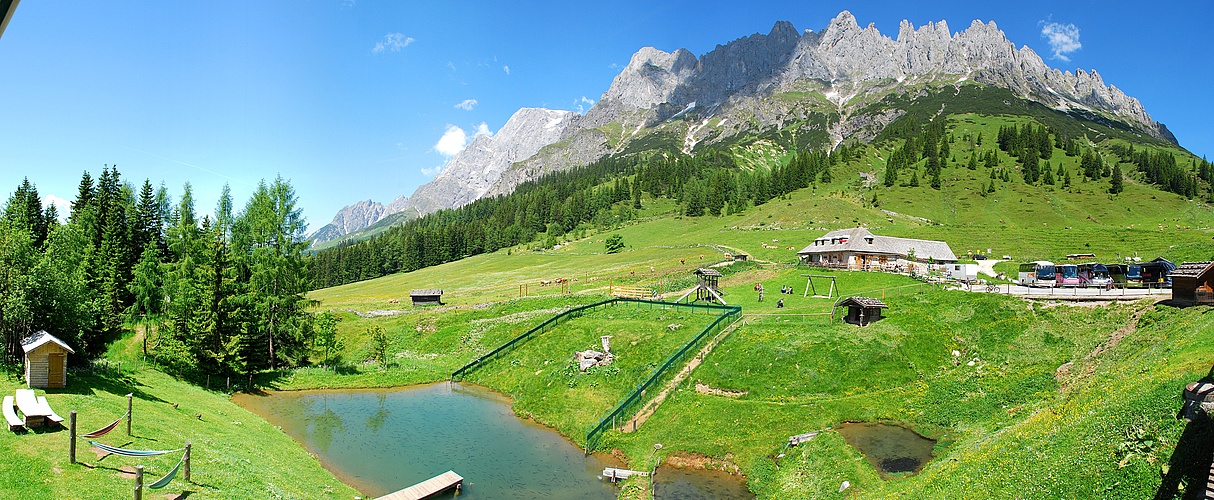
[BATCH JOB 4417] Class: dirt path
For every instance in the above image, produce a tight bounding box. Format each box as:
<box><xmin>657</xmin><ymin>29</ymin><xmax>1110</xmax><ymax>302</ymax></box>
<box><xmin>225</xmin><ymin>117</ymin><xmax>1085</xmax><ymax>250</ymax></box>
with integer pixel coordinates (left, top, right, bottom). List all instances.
<box><xmin>620</xmin><ymin>316</ymin><xmax>744</xmax><ymax>433</ymax></box>
<box><xmin>1055</xmin><ymin>301</ymin><xmax>1158</xmax><ymax>387</ymax></box>
<box><xmin>976</xmin><ymin>259</ymin><xmax>1005</xmax><ymax>278</ymax></box>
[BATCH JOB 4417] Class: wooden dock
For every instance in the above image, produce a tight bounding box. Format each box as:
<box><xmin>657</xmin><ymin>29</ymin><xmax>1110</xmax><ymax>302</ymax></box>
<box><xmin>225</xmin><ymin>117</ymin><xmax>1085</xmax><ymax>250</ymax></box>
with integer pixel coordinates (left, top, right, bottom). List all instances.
<box><xmin>603</xmin><ymin>467</ymin><xmax>649</xmax><ymax>482</ymax></box>
<box><xmin>376</xmin><ymin>471</ymin><xmax>463</xmax><ymax>500</ymax></box>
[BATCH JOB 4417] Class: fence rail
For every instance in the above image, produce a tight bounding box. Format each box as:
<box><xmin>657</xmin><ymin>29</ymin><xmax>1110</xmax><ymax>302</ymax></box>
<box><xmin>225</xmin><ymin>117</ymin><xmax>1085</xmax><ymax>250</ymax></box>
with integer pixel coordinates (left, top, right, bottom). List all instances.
<box><xmin>584</xmin><ymin>300</ymin><xmax>741</xmax><ymax>453</ymax></box>
<box><xmin>450</xmin><ymin>298</ymin><xmax>617</xmax><ymax>381</ymax></box>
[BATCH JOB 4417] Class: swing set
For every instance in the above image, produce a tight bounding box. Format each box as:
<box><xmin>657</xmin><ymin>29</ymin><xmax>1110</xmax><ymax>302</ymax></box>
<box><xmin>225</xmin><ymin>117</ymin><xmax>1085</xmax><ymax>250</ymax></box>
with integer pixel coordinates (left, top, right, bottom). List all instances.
<box><xmin>802</xmin><ymin>274</ymin><xmax>839</xmax><ymax>298</ymax></box>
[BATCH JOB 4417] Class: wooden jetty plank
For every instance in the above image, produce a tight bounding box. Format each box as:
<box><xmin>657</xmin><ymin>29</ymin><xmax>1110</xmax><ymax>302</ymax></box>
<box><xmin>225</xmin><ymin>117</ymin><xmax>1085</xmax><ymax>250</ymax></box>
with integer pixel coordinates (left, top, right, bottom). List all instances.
<box><xmin>603</xmin><ymin>467</ymin><xmax>649</xmax><ymax>482</ymax></box>
<box><xmin>376</xmin><ymin>471</ymin><xmax>463</xmax><ymax>500</ymax></box>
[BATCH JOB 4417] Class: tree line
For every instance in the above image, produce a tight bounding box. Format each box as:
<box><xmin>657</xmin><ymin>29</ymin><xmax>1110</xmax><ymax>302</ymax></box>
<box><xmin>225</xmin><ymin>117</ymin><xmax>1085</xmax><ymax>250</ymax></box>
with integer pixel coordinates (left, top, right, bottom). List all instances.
<box><xmin>310</xmin><ymin>145</ymin><xmax>856</xmax><ymax>290</ymax></box>
<box><xmin>0</xmin><ymin>167</ymin><xmax>312</xmax><ymax>379</ymax></box>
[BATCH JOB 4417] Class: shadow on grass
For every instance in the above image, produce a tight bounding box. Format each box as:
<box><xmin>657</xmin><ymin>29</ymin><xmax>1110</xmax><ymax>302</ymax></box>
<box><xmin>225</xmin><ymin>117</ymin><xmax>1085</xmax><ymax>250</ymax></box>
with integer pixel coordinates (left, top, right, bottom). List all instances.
<box><xmin>1155</xmin><ymin>366</ymin><xmax>1214</xmax><ymax>500</ymax></box>
<box><xmin>45</xmin><ymin>372</ymin><xmax>166</xmax><ymax>403</ymax></box>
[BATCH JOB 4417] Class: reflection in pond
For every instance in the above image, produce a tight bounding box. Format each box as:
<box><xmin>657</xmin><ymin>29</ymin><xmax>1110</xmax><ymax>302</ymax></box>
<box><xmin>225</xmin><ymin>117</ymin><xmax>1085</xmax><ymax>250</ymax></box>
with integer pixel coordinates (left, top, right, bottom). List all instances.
<box><xmin>653</xmin><ymin>466</ymin><xmax>753</xmax><ymax>500</ymax></box>
<box><xmin>233</xmin><ymin>382</ymin><xmax>619</xmax><ymax>499</ymax></box>
<box><xmin>836</xmin><ymin>422</ymin><xmax>936</xmax><ymax>476</ymax></box>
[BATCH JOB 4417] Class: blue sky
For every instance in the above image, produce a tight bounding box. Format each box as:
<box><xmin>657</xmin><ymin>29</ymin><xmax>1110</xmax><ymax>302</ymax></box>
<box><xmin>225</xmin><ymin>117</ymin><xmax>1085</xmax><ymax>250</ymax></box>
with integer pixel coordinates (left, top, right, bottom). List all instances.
<box><xmin>1</xmin><ymin>1</ymin><xmax>1211</xmax><ymax>229</ymax></box>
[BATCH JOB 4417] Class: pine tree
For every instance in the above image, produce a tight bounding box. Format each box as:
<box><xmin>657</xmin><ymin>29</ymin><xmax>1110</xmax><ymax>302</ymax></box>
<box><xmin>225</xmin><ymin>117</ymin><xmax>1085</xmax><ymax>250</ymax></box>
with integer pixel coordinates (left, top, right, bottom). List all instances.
<box><xmin>1109</xmin><ymin>163</ymin><xmax>1124</xmax><ymax>194</ymax></box>
<box><xmin>1042</xmin><ymin>162</ymin><xmax>1055</xmax><ymax>185</ymax></box>
<box><xmin>909</xmin><ymin>171</ymin><xmax>920</xmax><ymax>187</ymax></box>
<box><xmin>930</xmin><ymin>169</ymin><xmax>941</xmax><ymax>190</ymax></box>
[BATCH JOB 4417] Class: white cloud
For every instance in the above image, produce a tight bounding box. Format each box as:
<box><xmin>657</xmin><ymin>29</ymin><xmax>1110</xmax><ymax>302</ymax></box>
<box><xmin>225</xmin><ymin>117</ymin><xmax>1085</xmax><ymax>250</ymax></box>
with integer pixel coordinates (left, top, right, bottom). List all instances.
<box><xmin>474</xmin><ymin>122</ymin><xmax>492</xmax><ymax>137</ymax></box>
<box><xmin>41</xmin><ymin>194</ymin><xmax>71</xmax><ymax>222</ymax></box>
<box><xmin>434</xmin><ymin>125</ymin><xmax>469</xmax><ymax>157</ymax></box>
<box><xmin>503</xmin><ymin>65</ymin><xmax>510</xmax><ymax>75</ymax></box>
<box><xmin>421</xmin><ymin>165</ymin><xmax>444</xmax><ymax>177</ymax></box>
<box><xmin>447</xmin><ymin>61</ymin><xmax>457</xmax><ymax>72</ymax></box>
<box><xmin>1040</xmin><ymin>21</ymin><xmax>1081</xmax><ymax>61</ymax></box>
<box><xmin>575</xmin><ymin>96</ymin><xmax>596</xmax><ymax>114</ymax></box>
<box><xmin>454</xmin><ymin>99</ymin><xmax>478</xmax><ymax>111</ymax></box>
<box><xmin>372</xmin><ymin>33</ymin><xmax>414</xmax><ymax>54</ymax></box>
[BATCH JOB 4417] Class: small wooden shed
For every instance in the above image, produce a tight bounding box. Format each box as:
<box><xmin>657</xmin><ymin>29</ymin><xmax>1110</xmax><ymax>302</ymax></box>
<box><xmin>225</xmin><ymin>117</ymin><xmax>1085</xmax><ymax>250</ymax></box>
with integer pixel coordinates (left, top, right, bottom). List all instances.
<box><xmin>21</xmin><ymin>331</ymin><xmax>75</xmax><ymax>389</ymax></box>
<box><xmin>410</xmin><ymin>289</ymin><xmax>444</xmax><ymax>306</ymax></box>
<box><xmin>834</xmin><ymin>297</ymin><xmax>888</xmax><ymax>326</ymax></box>
<box><xmin>1171</xmin><ymin>261</ymin><xmax>1214</xmax><ymax>306</ymax></box>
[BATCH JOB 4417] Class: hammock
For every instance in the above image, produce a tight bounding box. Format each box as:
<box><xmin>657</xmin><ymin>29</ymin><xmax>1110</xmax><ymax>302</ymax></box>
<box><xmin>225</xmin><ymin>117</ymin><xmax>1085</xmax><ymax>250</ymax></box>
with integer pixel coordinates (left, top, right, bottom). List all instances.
<box><xmin>148</xmin><ymin>453</ymin><xmax>186</xmax><ymax>489</ymax></box>
<box><xmin>82</xmin><ymin>412</ymin><xmax>127</xmax><ymax>439</ymax></box>
<box><xmin>89</xmin><ymin>440</ymin><xmax>181</xmax><ymax>457</ymax></box>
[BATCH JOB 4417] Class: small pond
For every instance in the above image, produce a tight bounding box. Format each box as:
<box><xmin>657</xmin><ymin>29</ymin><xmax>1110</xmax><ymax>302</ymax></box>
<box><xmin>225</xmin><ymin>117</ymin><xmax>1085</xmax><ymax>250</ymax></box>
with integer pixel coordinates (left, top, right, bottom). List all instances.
<box><xmin>835</xmin><ymin>422</ymin><xmax>936</xmax><ymax>476</ymax></box>
<box><xmin>233</xmin><ymin>382</ymin><xmax>619</xmax><ymax>499</ymax></box>
<box><xmin>653</xmin><ymin>465</ymin><xmax>754</xmax><ymax>500</ymax></box>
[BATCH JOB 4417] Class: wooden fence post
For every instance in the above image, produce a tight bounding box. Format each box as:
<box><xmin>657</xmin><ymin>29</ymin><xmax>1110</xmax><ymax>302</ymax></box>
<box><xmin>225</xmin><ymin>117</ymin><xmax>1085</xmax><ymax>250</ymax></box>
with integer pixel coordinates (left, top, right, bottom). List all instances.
<box><xmin>134</xmin><ymin>465</ymin><xmax>143</xmax><ymax>500</ymax></box>
<box><xmin>69</xmin><ymin>411</ymin><xmax>76</xmax><ymax>464</ymax></box>
<box><xmin>127</xmin><ymin>393</ymin><xmax>133</xmax><ymax>436</ymax></box>
<box><xmin>185</xmin><ymin>442</ymin><xmax>192</xmax><ymax>482</ymax></box>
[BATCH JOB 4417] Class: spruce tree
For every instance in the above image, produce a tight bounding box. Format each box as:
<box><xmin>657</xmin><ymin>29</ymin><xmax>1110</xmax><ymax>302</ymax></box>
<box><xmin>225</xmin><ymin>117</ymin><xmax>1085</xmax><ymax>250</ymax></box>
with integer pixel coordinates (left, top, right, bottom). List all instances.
<box><xmin>1109</xmin><ymin>163</ymin><xmax>1124</xmax><ymax>194</ymax></box>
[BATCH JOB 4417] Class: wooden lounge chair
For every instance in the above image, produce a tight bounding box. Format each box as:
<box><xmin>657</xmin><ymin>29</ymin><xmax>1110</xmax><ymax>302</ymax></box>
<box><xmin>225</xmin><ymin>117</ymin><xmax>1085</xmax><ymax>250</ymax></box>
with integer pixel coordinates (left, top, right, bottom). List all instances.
<box><xmin>36</xmin><ymin>396</ymin><xmax>63</xmax><ymax>426</ymax></box>
<box><xmin>14</xmin><ymin>389</ymin><xmax>48</xmax><ymax>427</ymax></box>
<box><xmin>3</xmin><ymin>396</ymin><xmax>24</xmax><ymax>432</ymax></box>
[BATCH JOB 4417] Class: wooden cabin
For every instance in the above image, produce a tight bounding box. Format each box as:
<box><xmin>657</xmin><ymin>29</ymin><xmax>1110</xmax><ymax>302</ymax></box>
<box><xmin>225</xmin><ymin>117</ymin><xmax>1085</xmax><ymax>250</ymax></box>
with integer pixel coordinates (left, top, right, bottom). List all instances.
<box><xmin>834</xmin><ymin>297</ymin><xmax>888</xmax><ymax>326</ymax></box>
<box><xmin>21</xmin><ymin>331</ymin><xmax>75</xmax><ymax>389</ymax></box>
<box><xmin>410</xmin><ymin>289</ymin><xmax>444</xmax><ymax>306</ymax></box>
<box><xmin>1171</xmin><ymin>261</ymin><xmax>1214</xmax><ymax>306</ymax></box>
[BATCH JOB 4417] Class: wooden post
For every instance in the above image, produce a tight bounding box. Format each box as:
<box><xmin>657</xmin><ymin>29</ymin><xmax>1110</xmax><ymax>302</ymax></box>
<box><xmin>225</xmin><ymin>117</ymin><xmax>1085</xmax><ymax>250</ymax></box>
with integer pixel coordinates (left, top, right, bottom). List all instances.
<box><xmin>69</xmin><ymin>411</ymin><xmax>77</xmax><ymax>464</ymax></box>
<box><xmin>117</xmin><ymin>361</ymin><xmax>121</xmax><ymax>375</ymax></box>
<box><xmin>127</xmin><ymin>393</ymin><xmax>133</xmax><ymax>436</ymax></box>
<box><xmin>185</xmin><ymin>442</ymin><xmax>191</xmax><ymax>482</ymax></box>
<box><xmin>134</xmin><ymin>465</ymin><xmax>144</xmax><ymax>500</ymax></box>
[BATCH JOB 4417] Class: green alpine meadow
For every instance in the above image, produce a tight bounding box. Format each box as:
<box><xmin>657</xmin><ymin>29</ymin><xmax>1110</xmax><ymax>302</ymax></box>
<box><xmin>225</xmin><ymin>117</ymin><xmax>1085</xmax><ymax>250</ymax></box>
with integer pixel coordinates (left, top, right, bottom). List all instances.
<box><xmin>3</xmin><ymin>6</ymin><xmax>1214</xmax><ymax>500</ymax></box>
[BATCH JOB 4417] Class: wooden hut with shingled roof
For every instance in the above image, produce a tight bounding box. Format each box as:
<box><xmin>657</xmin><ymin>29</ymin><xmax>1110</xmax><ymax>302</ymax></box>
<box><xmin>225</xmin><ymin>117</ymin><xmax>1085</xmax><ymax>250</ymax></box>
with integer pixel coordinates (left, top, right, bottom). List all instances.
<box><xmin>21</xmin><ymin>331</ymin><xmax>75</xmax><ymax>389</ymax></box>
<box><xmin>410</xmin><ymin>289</ymin><xmax>444</xmax><ymax>306</ymax></box>
<box><xmin>1171</xmin><ymin>261</ymin><xmax>1214</xmax><ymax>306</ymax></box>
<box><xmin>834</xmin><ymin>297</ymin><xmax>888</xmax><ymax>326</ymax></box>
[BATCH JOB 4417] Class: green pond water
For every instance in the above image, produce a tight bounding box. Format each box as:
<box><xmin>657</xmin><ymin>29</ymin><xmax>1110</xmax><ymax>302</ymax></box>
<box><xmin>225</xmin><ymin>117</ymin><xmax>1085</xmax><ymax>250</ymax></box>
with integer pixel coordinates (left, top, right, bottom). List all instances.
<box><xmin>835</xmin><ymin>422</ymin><xmax>937</xmax><ymax>476</ymax></box>
<box><xmin>653</xmin><ymin>466</ymin><xmax>754</xmax><ymax>499</ymax></box>
<box><xmin>233</xmin><ymin>382</ymin><xmax>619</xmax><ymax>499</ymax></box>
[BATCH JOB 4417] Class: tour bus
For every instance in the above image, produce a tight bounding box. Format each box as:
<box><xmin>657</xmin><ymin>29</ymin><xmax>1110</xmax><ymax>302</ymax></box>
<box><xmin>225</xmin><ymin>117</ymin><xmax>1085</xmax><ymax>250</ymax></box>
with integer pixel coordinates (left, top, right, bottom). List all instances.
<box><xmin>1018</xmin><ymin>261</ymin><xmax>1056</xmax><ymax>287</ymax></box>
<box><xmin>1139</xmin><ymin>259</ymin><xmax>1176</xmax><ymax>288</ymax></box>
<box><xmin>1055</xmin><ymin>264</ymin><xmax>1081</xmax><ymax>287</ymax></box>
<box><xmin>1077</xmin><ymin>263</ymin><xmax>1113</xmax><ymax>288</ymax></box>
<box><xmin>1108</xmin><ymin>264</ymin><xmax>1143</xmax><ymax>286</ymax></box>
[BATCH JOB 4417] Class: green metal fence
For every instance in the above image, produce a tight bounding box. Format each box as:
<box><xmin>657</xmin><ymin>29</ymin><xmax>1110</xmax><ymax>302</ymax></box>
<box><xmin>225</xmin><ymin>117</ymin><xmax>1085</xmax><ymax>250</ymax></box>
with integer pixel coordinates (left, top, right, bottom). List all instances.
<box><xmin>450</xmin><ymin>298</ymin><xmax>616</xmax><ymax>381</ymax></box>
<box><xmin>583</xmin><ymin>299</ymin><xmax>741</xmax><ymax>453</ymax></box>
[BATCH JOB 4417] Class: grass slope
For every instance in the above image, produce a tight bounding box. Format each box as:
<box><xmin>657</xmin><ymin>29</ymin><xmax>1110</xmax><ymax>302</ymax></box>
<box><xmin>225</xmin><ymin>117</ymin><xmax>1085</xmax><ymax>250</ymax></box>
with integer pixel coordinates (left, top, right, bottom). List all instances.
<box><xmin>0</xmin><ymin>369</ymin><xmax>358</xmax><ymax>499</ymax></box>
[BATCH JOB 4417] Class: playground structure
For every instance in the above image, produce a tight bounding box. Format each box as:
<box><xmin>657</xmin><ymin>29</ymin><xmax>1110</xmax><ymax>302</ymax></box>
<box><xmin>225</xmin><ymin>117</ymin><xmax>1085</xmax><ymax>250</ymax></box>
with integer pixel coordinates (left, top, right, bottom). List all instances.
<box><xmin>674</xmin><ymin>268</ymin><xmax>726</xmax><ymax>305</ymax></box>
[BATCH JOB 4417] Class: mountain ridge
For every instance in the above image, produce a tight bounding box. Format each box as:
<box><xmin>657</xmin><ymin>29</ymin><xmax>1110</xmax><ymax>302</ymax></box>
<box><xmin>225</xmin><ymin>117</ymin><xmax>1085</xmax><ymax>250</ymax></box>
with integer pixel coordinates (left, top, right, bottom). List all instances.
<box><xmin>313</xmin><ymin>10</ymin><xmax>1178</xmax><ymax>245</ymax></box>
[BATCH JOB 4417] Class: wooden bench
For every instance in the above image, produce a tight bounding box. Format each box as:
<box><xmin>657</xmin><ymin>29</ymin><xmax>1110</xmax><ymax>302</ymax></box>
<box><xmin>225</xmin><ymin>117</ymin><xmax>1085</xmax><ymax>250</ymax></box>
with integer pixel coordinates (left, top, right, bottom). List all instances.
<box><xmin>37</xmin><ymin>396</ymin><xmax>64</xmax><ymax>426</ymax></box>
<box><xmin>3</xmin><ymin>396</ymin><xmax>24</xmax><ymax>432</ymax></box>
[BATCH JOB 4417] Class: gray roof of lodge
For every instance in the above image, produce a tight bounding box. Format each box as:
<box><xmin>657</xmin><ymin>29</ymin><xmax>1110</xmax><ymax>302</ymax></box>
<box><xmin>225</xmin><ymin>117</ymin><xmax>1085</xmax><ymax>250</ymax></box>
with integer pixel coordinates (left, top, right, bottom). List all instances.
<box><xmin>410</xmin><ymin>289</ymin><xmax>444</xmax><ymax>296</ymax></box>
<box><xmin>796</xmin><ymin>227</ymin><xmax>957</xmax><ymax>262</ymax></box>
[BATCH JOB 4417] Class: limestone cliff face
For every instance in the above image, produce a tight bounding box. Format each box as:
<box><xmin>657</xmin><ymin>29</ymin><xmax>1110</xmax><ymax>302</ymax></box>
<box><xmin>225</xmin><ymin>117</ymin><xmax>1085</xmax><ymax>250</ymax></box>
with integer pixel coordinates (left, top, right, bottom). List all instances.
<box><xmin>402</xmin><ymin>107</ymin><xmax>577</xmax><ymax>215</ymax></box>
<box><xmin>584</xmin><ymin>11</ymin><xmax>1170</xmax><ymax>142</ymax></box>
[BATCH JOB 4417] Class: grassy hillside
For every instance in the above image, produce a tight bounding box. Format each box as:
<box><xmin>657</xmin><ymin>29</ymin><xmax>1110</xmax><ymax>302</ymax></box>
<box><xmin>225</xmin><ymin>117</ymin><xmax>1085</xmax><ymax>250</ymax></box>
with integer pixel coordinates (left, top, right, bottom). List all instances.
<box><xmin>0</xmin><ymin>369</ymin><xmax>358</xmax><ymax>499</ymax></box>
<box><xmin>292</xmin><ymin>147</ymin><xmax>1214</xmax><ymax>499</ymax></box>
<box><xmin>17</xmin><ymin>97</ymin><xmax>1212</xmax><ymax>499</ymax></box>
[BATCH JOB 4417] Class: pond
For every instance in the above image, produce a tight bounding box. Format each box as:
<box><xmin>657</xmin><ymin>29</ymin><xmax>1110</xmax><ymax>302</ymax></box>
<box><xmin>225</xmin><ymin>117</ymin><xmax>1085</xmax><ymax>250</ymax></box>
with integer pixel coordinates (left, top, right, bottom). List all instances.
<box><xmin>653</xmin><ymin>465</ymin><xmax>754</xmax><ymax>500</ymax></box>
<box><xmin>232</xmin><ymin>382</ymin><xmax>620</xmax><ymax>499</ymax></box>
<box><xmin>835</xmin><ymin>422</ymin><xmax>936</xmax><ymax>476</ymax></box>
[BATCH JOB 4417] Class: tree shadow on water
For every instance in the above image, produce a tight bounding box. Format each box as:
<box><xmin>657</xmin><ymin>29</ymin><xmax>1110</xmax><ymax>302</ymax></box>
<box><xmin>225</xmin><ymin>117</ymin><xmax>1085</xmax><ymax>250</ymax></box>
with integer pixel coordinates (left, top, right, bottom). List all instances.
<box><xmin>1155</xmin><ymin>367</ymin><xmax>1214</xmax><ymax>500</ymax></box>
